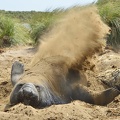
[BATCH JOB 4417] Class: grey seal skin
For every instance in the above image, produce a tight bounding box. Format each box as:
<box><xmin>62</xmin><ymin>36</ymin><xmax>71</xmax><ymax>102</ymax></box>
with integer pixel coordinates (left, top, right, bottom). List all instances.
<box><xmin>11</xmin><ymin>61</ymin><xmax>24</xmax><ymax>86</ymax></box>
<box><xmin>4</xmin><ymin>60</ymin><xmax>120</xmax><ymax>111</ymax></box>
<box><xmin>102</xmin><ymin>70</ymin><xmax>120</xmax><ymax>91</ymax></box>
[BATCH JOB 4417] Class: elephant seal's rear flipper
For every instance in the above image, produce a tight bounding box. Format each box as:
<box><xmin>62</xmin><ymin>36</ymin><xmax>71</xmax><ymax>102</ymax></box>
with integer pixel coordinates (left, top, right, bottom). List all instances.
<box><xmin>93</xmin><ymin>88</ymin><xmax>120</xmax><ymax>105</ymax></box>
<box><xmin>73</xmin><ymin>84</ymin><xmax>120</xmax><ymax>106</ymax></box>
<box><xmin>11</xmin><ymin>61</ymin><xmax>24</xmax><ymax>86</ymax></box>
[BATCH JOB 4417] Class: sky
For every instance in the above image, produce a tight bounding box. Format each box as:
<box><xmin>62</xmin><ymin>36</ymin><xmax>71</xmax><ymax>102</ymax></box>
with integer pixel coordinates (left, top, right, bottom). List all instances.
<box><xmin>0</xmin><ymin>0</ymin><xmax>97</xmax><ymax>12</ymax></box>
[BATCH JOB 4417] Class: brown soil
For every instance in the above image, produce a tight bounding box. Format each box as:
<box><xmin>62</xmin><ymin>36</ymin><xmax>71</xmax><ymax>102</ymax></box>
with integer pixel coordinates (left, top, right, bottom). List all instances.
<box><xmin>0</xmin><ymin>46</ymin><xmax>120</xmax><ymax>120</ymax></box>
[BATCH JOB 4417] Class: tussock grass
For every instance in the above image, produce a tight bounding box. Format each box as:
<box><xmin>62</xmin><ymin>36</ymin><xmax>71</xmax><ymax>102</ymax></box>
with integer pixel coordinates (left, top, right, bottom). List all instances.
<box><xmin>12</xmin><ymin>23</ymin><xmax>33</xmax><ymax>45</ymax></box>
<box><xmin>0</xmin><ymin>15</ymin><xmax>33</xmax><ymax>47</ymax></box>
<box><xmin>97</xmin><ymin>0</ymin><xmax>120</xmax><ymax>50</ymax></box>
<box><xmin>30</xmin><ymin>12</ymin><xmax>56</xmax><ymax>44</ymax></box>
<box><xmin>0</xmin><ymin>11</ymin><xmax>59</xmax><ymax>46</ymax></box>
<box><xmin>0</xmin><ymin>16</ymin><xmax>14</xmax><ymax>46</ymax></box>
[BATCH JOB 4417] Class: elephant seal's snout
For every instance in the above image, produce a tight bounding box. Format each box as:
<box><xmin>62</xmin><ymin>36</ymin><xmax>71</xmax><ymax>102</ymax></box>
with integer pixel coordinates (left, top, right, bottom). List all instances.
<box><xmin>22</xmin><ymin>86</ymin><xmax>34</xmax><ymax>99</ymax></box>
<box><xmin>18</xmin><ymin>83</ymin><xmax>40</xmax><ymax>106</ymax></box>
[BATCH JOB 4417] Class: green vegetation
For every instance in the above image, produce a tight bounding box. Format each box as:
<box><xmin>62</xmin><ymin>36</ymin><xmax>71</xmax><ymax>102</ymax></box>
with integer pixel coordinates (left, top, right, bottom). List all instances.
<box><xmin>0</xmin><ymin>16</ymin><xmax>14</xmax><ymax>46</ymax></box>
<box><xmin>30</xmin><ymin>12</ymin><xmax>58</xmax><ymax>44</ymax></box>
<box><xmin>0</xmin><ymin>10</ymin><xmax>59</xmax><ymax>47</ymax></box>
<box><xmin>97</xmin><ymin>0</ymin><xmax>120</xmax><ymax>49</ymax></box>
<box><xmin>31</xmin><ymin>22</ymin><xmax>50</xmax><ymax>44</ymax></box>
<box><xmin>0</xmin><ymin>16</ymin><xmax>33</xmax><ymax>47</ymax></box>
<box><xmin>0</xmin><ymin>1</ymin><xmax>120</xmax><ymax>49</ymax></box>
<box><xmin>12</xmin><ymin>23</ymin><xmax>32</xmax><ymax>45</ymax></box>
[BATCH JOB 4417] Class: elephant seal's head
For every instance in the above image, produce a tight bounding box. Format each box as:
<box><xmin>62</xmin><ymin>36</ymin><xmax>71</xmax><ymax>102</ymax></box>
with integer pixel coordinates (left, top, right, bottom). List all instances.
<box><xmin>16</xmin><ymin>83</ymin><xmax>40</xmax><ymax>106</ymax></box>
<box><xmin>4</xmin><ymin>61</ymin><xmax>65</xmax><ymax>111</ymax></box>
<box><xmin>9</xmin><ymin>81</ymin><xmax>59</xmax><ymax>110</ymax></box>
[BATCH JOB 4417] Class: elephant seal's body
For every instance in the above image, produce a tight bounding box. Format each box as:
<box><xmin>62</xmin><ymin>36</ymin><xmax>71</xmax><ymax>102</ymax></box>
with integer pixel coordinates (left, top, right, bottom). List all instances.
<box><xmin>5</xmin><ymin>57</ymin><xmax>120</xmax><ymax>111</ymax></box>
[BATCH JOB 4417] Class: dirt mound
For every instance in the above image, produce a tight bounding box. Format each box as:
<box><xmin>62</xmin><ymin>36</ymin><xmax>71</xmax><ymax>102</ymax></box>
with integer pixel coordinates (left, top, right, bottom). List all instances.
<box><xmin>2</xmin><ymin>100</ymin><xmax>120</xmax><ymax>120</ymax></box>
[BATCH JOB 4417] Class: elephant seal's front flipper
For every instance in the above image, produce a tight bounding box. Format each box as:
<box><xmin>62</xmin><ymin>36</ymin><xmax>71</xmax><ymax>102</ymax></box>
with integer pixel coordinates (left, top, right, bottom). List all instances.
<box><xmin>73</xmin><ymin>84</ymin><xmax>120</xmax><ymax>106</ymax></box>
<box><xmin>4</xmin><ymin>83</ymin><xmax>22</xmax><ymax>112</ymax></box>
<box><xmin>11</xmin><ymin>61</ymin><xmax>24</xmax><ymax>86</ymax></box>
<box><xmin>4</xmin><ymin>103</ymin><xmax>14</xmax><ymax>112</ymax></box>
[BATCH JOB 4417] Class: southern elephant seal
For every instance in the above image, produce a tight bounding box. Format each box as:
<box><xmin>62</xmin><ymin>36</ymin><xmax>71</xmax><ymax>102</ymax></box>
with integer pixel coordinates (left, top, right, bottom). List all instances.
<box><xmin>4</xmin><ymin>59</ymin><xmax>120</xmax><ymax>111</ymax></box>
<box><xmin>4</xmin><ymin>6</ymin><xmax>120</xmax><ymax>111</ymax></box>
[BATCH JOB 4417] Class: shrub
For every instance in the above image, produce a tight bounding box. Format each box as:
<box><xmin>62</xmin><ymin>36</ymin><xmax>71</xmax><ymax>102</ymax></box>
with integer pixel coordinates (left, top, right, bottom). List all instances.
<box><xmin>12</xmin><ymin>23</ymin><xmax>33</xmax><ymax>45</ymax></box>
<box><xmin>0</xmin><ymin>16</ymin><xmax>14</xmax><ymax>46</ymax></box>
<box><xmin>30</xmin><ymin>12</ymin><xmax>57</xmax><ymax>44</ymax></box>
<box><xmin>97</xmin><ymin>0</ymin><xmax>120</xmax><ymax>50</ymax></box>
<box><xmin>107</xmin><ymin>19</ymin><xmax>120</xmax><ymax>49</ymax></box>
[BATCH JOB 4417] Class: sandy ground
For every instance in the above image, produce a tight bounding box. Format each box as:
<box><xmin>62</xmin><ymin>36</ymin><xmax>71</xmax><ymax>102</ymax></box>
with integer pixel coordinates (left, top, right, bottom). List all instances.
<box><xmin>0</xmin><ymin>46</ymin><xmax>120</xmax><ymax>120</ymax></box>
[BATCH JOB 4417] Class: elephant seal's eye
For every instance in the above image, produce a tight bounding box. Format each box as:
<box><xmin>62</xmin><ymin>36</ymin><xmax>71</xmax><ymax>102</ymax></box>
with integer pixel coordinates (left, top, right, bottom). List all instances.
<box><xmin>35</xmin><ymin>85</ymin><xmax>40</xmax><ymax>92</ymax></box>
<box><xmin>18</xmin><ymin>83</ymin><xmax>24</xmax><ymax>87</ymax></box>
